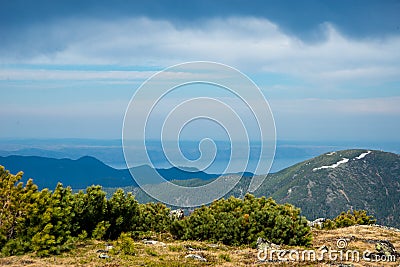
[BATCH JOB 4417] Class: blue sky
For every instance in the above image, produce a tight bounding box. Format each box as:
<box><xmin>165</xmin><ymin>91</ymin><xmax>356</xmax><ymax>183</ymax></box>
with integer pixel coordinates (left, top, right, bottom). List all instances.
<box><xmin>1</xmin><ymin>0</ymin><xmax>399</xmax><ymax>142</ymax></box>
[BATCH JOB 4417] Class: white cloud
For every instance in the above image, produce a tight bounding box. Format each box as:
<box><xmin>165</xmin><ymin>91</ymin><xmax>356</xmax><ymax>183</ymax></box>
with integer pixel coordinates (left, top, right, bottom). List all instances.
<box><xmin>0</xmin><ymin>64</ymin><xmax>237</xmax><ymax>83</ymax></box>
<box><xmin>2</xmin><ymin>17</ymin><xmax>399</xmax><ymax>85</ymax></box>
<box><xmin>0</xmin><ymin>69</ymin><xmax>155</xmax><ymax>81</ymax></box>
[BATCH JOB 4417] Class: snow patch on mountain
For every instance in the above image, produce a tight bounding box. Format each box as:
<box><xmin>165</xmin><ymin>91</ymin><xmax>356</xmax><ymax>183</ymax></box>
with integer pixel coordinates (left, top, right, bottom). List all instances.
<box><xmin>313</xmin><ymin>158</ymin><xmax>349</xmax><ymax>171</ymax></box>
<box><xmin>355</xmin><ymin>150</ymin><xmax>372</xmax><ymax>160</ymax></box>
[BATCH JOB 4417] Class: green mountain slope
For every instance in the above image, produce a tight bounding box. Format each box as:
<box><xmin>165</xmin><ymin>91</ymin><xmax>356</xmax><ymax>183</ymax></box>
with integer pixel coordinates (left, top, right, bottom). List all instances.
<box><xmin>103</xmin><ymin>149</ymin><xmax>400</xmax><ymax>227</ymax></box>
<box><xmin>254</xmin><ymin>149</ymin><xmax>400</xmax><ymax>227</ymax></box>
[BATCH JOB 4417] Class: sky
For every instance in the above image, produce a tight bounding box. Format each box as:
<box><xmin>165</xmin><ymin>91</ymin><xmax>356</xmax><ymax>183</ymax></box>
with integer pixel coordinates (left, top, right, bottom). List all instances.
<box><xmin>1</xmin><ymin>0</ymin><xmax>400</xmax><ymax>142</ymax></box>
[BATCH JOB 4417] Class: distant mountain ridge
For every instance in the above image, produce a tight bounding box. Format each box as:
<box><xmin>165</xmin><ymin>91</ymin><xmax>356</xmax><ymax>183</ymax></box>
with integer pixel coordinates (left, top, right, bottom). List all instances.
<box><xmin>0</xmin><ymin>155</ymin><xmax>134</xmax><ymax>189</ymax></box>
<box><xmin>0</xmin><ymin>155</ymin><xmax>224</xmax><ymax>189</ymax></box>
<box><xmin>1</xmin><ymin>140</ymin><xmax>372</xmax><ymax>173</ymax></box>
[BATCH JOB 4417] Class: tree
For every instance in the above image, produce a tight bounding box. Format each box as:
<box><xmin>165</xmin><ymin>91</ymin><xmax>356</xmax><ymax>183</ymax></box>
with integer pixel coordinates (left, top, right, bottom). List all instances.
<box><xmin>0</xmin><ymin>166</ymin><xmax>79</xmax><ymax>257</ymax></box>
<box><xmin>0</xmin><ymin>167</ymin><xmax>38</xmax><ymax>255</ymax></box>
<box><xmin>171</xmin><ymin>194</ymin><xmax>312</xmax><ymax>247</ymax></box>
<box><xmin>73</xmin><ymin>185</ymin><xmax>107</xmax><ymax>237</ymax></box>
<box><xmin>323</xmin><ymin>209</ymin><xmax>376</xmax><ymax>229</ymax></box>
<box><xmin>136</xmin><ymin>202</ymin><xmax>172</xmax><ymax>234</ymax></box>
<box><xmin>106</xmin><ymin>189</ymin><xmax>140</xmax><ymax>239</ymax></box>
<box><xmin>29</xmin><ymin>183</ymin><xmax>76</xmax><ymax>256</ymax></box>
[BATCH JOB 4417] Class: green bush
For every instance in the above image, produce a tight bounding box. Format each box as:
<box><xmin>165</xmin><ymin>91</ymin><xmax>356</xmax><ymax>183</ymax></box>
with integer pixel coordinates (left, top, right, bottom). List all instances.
<box><xmin>321</xmin><ymin>219</ymin><xmax>335</xmax><ymax>230</ymax></box>
<box><xmin>0</xmin><ymin>167</ymin><xmax>77</xmax><ymax>257</ymax></box>
<box><xmin>322</xmin><ymin>209</ymin><xmax>376</xmax><ymax>229</ymax></box>
<box><xmin>113</xmin><ymin>232</ymin><xmax>136</xmax><ymax>256</ymax></box>
<box><xmin>92</xmin><ymin>221</ymin><xmax>110</xmax><ymax>240</ymax></box>
<box><xmin>135</xmin><ymin>202</ymin><xmax>172</xmax><ymax>234</ymax></box>
<box><xmin>73</xmin><ymin>186</ymin><xmax>107</xmax><ymax>237</ymax></box>
<box><xmin>106</xmin><ymin>189</ymin><xmax>140</xmax><ymax>239</ymax></box>
<box><xmin>171</xmin><ymin>194</ymin><xmax>312</xmax><ymax>247</ymax></box>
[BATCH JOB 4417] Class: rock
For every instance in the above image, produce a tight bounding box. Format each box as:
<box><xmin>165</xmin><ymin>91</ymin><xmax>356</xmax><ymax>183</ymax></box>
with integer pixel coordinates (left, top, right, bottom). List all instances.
<box><xmin>143</xmin><ymin>239</ymin><xmax>166</xmax><ymax>246</ymax></box>
<box><xmin>98</xmin><ymin>244</ymin><xmax>114</xmax><ymax>259</ymax></box>
<box><xmin>256</xmin><ymin>237</ymin><xmax>280</xmax><ymax>250</ymax></box>
<box><xmin>185</xmin><ymin>253</ymin><xmax>207</xmax><ymax>262</ymax></box>
<box><xmin>143</xmin><ymin>239</ymin><xmax>158</xmax><ymax>245</ymax></box>
<box><xmin>318</xmin><ymin>245</ymin><xmax>329</xmax><ymax>253</ymax></box>
<box><xmin>375</xmin><ymin>240</ymin><xmax>397</xmax><ymax>256</ymax></box>
<box><xmin>99</xmin><ymin>253</ymin><xmax>110</xmax><ymax>259</ymax></box>
<box><xmin>185</xmin><ymin>246</ymin><xmax>196</xmax><ymax>251</ymax></box>
<box><xmin>307</xmin><ymin>218</ymin><xmax>326</xmax><ymax>229</ymax></box>
<box><xmin>170</xmin><ymin>209</ymin><xmax>185</xmax><ymax>220</ymax></box>
<box><xmin>97</xmin><ymin>244</ymin><xmax>114</xmax><ymax>253</ymax></box>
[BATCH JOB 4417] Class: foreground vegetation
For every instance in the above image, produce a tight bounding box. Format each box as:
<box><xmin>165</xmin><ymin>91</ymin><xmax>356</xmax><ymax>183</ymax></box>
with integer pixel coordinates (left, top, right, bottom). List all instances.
<box><xmin>0</xmin><ymin>225</ymin><xmax>399</xmax><ymax>267</ymax></box>
<box><xmin>0</xmin><ymin>165</ymin><xmax>384</xmax><ymax>267</ymax></box>
<box><xmin>0</xmin><ymin>166</ymin><xmax>311</xmax><ymax>257</ymax></box>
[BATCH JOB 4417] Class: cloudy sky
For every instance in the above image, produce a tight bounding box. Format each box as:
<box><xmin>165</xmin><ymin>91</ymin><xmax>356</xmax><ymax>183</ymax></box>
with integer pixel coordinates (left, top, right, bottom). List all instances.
<box><xmin>1</xmin><ymin>0</ymin><xmax>399</xmax><ymax>142</ymax></box>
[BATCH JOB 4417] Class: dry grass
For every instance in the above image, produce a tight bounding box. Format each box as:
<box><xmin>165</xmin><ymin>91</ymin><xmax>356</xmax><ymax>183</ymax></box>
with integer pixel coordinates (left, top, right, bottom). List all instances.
<box><xmin>0</xmin><ymin>225</ymin><xmax>399</xmax><ymax>266</ymax></box>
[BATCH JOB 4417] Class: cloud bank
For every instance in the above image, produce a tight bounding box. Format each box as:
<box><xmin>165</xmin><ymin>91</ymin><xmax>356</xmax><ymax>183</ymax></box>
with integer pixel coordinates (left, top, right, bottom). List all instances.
<box><xmin>1</xmin><ymin>17</ymin><xmax>399</xmax><ymax>86</ymax></box>
<box><xmin>1</xmin><ymin>16</ymin><xmax>399</xmax><ymax>140</ymax></box>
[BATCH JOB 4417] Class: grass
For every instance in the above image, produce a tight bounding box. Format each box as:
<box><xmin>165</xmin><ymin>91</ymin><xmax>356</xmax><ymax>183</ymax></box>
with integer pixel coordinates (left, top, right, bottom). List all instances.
<box><xmin>0</xmin><ymin>225</ymin><xmax>399</xmax><ymax>266</ymax></box>
<box><xmin>145</xmin><ymin>247</ymin><xmax>159</xmax><ymax>256</ymax></box>
<box><xmin>218</xmin><ymin>253</ymin><xmax>231</xmax><ymax>262</ymax></box>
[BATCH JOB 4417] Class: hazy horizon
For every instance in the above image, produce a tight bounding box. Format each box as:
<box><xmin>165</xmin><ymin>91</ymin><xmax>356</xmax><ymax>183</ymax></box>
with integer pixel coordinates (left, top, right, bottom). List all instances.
<box><xmin>1</xmin><ymin>138</ymin><xmax>399</xmax><ymax>174</ymax></box>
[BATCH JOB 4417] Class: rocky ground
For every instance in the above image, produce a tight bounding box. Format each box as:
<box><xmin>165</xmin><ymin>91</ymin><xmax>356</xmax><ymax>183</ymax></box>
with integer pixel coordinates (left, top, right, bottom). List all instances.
<box><xmin>0</xmin><ymin>225</ymin><xmax>399</xmax><ymax>266</ymax></box>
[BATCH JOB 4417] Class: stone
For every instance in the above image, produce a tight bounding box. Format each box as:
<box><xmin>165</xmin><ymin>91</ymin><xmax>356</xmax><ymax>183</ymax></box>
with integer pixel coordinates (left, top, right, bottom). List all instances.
<box><xmin>256</xmin><ymin>237</ymin><xmax>280</xmax><ymax>250</ymax></box>
<box><xmin>375</xmin><ymin>240</ymin><xmax>397</xmax><ymax>256</ymax></box>
<box><xmin>185</xmin><ymin>253</ymin><xmax>207</xmax><ymax>262</ymax></box>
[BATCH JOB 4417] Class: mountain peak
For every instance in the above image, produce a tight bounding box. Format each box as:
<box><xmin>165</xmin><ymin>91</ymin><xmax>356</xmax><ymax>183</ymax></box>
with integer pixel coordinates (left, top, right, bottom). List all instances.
<box><xmin>77</xmin><ymin>155</ymin><xmax>103</xmax><ymax>163</ymax></box>
<box><xmin>254</xmin><ymin>149</ymin><xmax>400</xmax><ymax>228</ymax></box>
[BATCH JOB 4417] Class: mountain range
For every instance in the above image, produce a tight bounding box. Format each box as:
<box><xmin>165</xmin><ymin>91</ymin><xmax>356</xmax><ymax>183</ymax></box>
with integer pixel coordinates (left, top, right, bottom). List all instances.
<box><xmin>0</xmin><ymin>155</ymin><xmax>133</xmax><ymax>188</ymax></box>
<box><xmin>0</xmin><ymin>149</ymin><xmax>399</xmax><ymax>228</ymax></box>
<box><xmin>0</xmin><ymin>155</ymin><xmax>223</xmax><ymax>189</ymax></box>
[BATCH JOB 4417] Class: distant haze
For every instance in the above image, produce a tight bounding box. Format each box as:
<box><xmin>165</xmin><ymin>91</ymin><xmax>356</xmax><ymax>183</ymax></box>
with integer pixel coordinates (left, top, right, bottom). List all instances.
<box><xmin>0</xmin><ymin>139</ymin><xmax>399</xmax><ymax>174</ymax></box>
